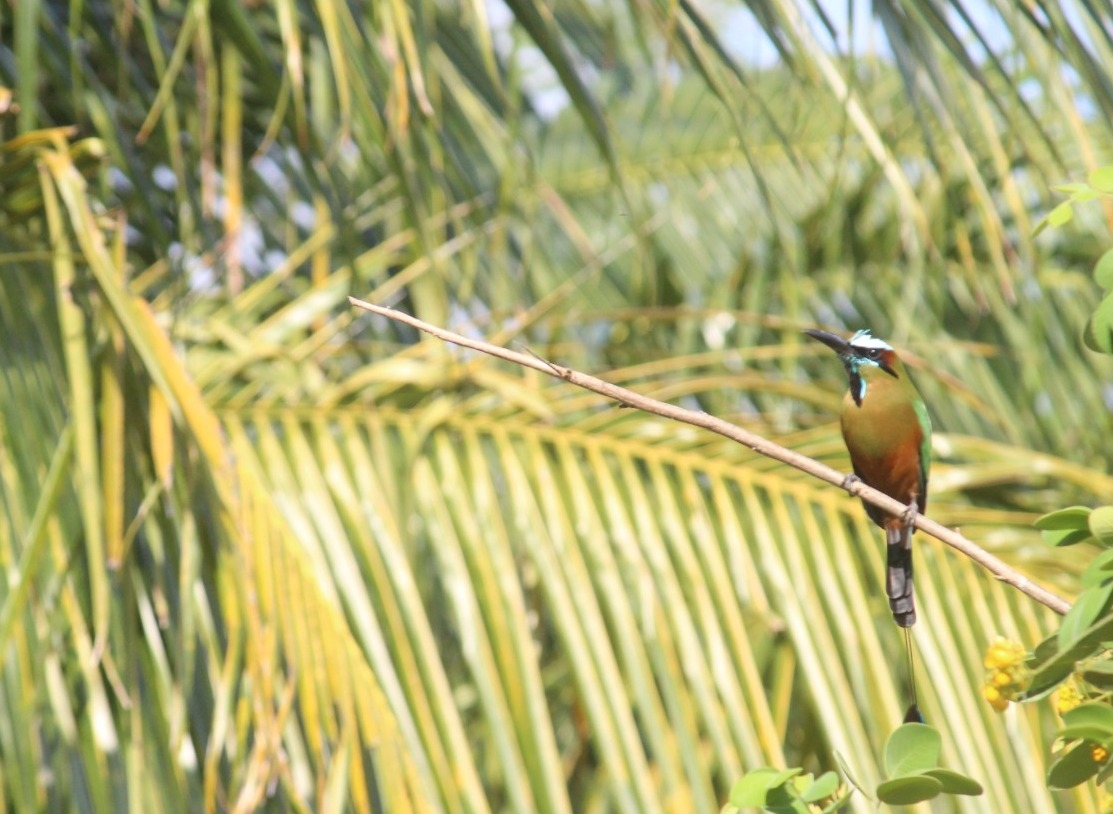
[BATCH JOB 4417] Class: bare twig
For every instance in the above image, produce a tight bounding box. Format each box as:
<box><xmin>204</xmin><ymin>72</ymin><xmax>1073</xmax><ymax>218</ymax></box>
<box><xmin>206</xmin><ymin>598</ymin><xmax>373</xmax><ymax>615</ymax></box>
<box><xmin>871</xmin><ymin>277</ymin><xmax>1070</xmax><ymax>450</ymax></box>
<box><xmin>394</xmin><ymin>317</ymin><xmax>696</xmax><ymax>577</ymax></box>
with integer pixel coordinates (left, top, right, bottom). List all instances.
<box><xmin>349</xmin><ymin>296</ymin><xmax>1072</xmax><ymax>617</ymax></box>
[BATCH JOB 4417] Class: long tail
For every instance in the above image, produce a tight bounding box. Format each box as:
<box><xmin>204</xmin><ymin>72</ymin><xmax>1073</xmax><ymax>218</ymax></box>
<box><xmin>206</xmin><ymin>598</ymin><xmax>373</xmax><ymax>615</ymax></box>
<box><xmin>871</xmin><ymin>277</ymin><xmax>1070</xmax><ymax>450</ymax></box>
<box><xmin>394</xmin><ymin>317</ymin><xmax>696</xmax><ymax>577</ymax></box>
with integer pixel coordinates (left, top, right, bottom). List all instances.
<box><xmin>886</xmin><ymin>523</ymin><xmax>916</xmax><ymax>627</ymax></box>
<box><xmin>903</xmin><ymin>627</ymin><xmax>921</xmax><ymax>723</ymax></box>
<box><xmin>889</xmin><ymin>523</ymin><xmax>920</xmax><ymax>720</ymax></box>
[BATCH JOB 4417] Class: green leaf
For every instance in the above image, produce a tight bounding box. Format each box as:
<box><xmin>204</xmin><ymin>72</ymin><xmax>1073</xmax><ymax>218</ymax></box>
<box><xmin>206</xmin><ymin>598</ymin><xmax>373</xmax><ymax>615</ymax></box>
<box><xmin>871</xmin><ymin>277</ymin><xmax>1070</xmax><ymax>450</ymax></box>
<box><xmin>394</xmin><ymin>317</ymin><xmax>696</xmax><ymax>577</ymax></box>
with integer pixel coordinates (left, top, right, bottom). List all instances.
<box><xmin>1031</xmin><ymin>631</ymin><xmax>1060</xmax><ymax>663</ymax></box>
<box><xmin>1047</xmin><ymin>201</ymin><xmax>1075</xmax><ymax>228</ymax></box>
<box><xmin>787</xmin><ymin>773</ymin><xmax>813</xmax><ymax>798</ymax></box>
<box><xmin>1090</xmin><ymin>507</ymin><xmax>1113</xmax><ymax>546</ymax></box>
<box><xmin>1035</xmin><ymin>506</ymin><xmax>1092</xmax><ymax>531</ymax></box>
<box><xmin>1058</xmin><ymin>725</ymin><xmax>1113</xmax><ymax>743</ymax></box>
<box><xmin>1059</xmin><ymin>584</ymin><xmax>1113</xmax><ymax>649</ymax></box>
<box><xmin>729</xmin><ymin>768</ymin><xmax>801</xmax><ymax>806</ymax></box>
<box><xmin>773</xmin><ymin>768</ymin><xmax>803</xmax><ymax>787</ymax></box>
<box><xmin>1057</xmin><ymin>703</ymin><xmax>1113</xmax><ymax>743</ymax></box>
<box><xmin>762</xmin><ymin>783</ymin><xmax>806</xmax><ymax>813</ymax></box>
<box><xmin>883</xmin><ymin>723</ymin><xmax>941</xmax><ymax>777</ymax></box>
<box><xmin>921</xmin><ymin>769</ymin><xmax>983</xmax><ymax>796</ymax></box>
<box><xmin>876</xmin><ymin>775</ymin><xmax>943</xmax><ymax>805</ymax></box>
<box><xmin>799</xmin><ymin>771</ymin><xmax>840</xmax><ymax>803</ymax></box>
<box><xmin>501</xmin><ymin>0</ymin><xmax>621</xmax><ymax>181</ymax></box>
<box><xmin>1098</xmin><ymin>755</ymin><xmax>1113</xmax><ymax>785</ymax></box>
<box><xmin>1081</xmin><ymin>549</ymin><xmax>1113</xmax><ymax>588</ymax></box>
<box><xmin>729</xmin><ymin>769</ymin><xmax>777</xmax><ymax>806</ymax></box>
<box><xmin>1036</xmin><ymin>505</ymin><xmax>1095</xmax><ymax>547</ymax></box>
<box><xmin>1084</xmin><ymin>294</ymin><xmax>1113</xmax><ymax>355</ymax></box>
<box><xmin>1047</xmin><ymin>741</ymin><xmax>1102</xmax><ymax>789</ymax></box>
<box><xmin>1089</xmin><ymin>167</ymin><xmax>1113</xmax><ymax>193</ymax></box>
<box><xmin>1053</xmin><ymin>182</ymin><xmax>1091</xmax><ymax>194</ymax></box>
<box><xmin>1043</xmin><ymin>528</ymin><xmax>1098</xmax><ymax>548</ymax></box>
<box><xmin>1081</xmin><ymin>661</ymin><xmax>1113</xmax><ymax>689</ymax></box>
<box><xmin>1025</xmin><ymin>611</ymin><xmax>1113</xmax><ymax>698</ymax></box>
<box><xmin>1095</xmin><ymin>249</ymin><xmax>1113</xmax><ymax>290</ymax></box>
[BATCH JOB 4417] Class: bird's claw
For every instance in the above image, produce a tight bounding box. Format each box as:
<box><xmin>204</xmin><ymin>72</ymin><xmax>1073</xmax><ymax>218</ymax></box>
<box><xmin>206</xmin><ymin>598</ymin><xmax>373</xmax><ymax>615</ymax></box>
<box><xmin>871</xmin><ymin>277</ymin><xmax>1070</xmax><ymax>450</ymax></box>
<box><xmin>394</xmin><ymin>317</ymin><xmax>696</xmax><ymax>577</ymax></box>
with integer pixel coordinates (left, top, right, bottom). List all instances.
<box><xmin>841</xmin><ymin>473</ymin><xmax>861</xmax><ymax>491</ymax></box>
<box><xmin>901</xmin><ymin>498</ymin><xmax>920</xmax><ymax>528</ymax></box>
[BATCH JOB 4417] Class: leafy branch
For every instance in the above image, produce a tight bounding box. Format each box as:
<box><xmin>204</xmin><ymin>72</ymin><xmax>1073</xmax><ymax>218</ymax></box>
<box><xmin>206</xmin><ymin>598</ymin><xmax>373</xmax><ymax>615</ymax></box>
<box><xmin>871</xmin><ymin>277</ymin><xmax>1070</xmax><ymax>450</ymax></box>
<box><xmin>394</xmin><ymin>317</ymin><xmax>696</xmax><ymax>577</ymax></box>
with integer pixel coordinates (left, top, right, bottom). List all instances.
<box><xmin>348</xmin><ymin>296</ymin><xmax>1072</xmax><ymax>617</ymax></box>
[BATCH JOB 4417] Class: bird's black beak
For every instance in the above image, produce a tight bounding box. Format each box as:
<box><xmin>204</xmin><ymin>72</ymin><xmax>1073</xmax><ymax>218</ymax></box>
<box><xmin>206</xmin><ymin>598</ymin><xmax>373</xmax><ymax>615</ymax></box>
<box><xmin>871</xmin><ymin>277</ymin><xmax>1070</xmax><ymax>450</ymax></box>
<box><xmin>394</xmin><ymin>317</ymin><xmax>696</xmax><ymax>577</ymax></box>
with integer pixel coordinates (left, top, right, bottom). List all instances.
<box><xmin>802</xmin><ymin>328</ymin><xmax>851</xmax><ymax>356</ymax></box>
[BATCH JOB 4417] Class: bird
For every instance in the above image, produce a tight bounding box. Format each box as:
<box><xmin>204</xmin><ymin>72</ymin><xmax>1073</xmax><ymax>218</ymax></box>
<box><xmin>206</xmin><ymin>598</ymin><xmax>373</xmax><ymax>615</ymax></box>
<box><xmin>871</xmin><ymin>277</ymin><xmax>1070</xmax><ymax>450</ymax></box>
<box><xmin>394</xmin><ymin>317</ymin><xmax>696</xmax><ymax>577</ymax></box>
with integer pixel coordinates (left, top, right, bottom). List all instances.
<box><xmin>804</xmin><ymin>328</ymin><xmax>931</xmax><ymax>722</ymax></box>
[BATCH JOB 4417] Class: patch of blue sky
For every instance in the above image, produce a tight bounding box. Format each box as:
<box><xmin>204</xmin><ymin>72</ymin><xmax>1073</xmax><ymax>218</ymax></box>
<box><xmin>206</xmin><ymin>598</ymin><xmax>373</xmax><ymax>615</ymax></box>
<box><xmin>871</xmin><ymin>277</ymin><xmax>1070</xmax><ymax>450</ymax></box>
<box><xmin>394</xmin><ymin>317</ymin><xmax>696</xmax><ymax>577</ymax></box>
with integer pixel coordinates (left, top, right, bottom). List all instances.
<box><xmin>484</xmin><ymin>0</ymin><xmax>1103</xmax><ymax>121</ymax></box>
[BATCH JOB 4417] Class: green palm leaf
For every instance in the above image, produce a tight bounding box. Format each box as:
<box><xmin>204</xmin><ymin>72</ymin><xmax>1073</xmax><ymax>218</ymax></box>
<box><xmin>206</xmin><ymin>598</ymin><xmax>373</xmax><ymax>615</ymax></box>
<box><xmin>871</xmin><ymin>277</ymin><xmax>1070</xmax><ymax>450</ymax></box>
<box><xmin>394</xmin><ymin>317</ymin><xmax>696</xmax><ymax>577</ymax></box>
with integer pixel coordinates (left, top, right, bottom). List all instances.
<box><xmin>6</xmin><ymin>0</ymin><xmax>1113</xmax><ymax>810</ymax></box>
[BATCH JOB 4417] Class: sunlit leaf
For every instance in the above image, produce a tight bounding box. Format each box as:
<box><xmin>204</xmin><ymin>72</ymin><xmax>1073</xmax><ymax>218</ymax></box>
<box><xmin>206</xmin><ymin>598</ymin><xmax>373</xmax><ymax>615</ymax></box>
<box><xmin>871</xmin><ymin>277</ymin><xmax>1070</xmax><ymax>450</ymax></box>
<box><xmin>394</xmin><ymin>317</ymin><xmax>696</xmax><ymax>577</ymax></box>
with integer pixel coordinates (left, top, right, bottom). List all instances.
<box><xmin>883</xmin><ymin>723</ymin><xmax>941</xmax><ymax>777</ymax></box>
<box><xmin>799</xmin><ymin>771</ymin><xmax>840</xmax><ymax>803</ymax></box>
<box><xmin>1034</xmin><ymin>506</ymin><xmax>1092</xmax><ymax>531</ymax></box>
<box><xmin>1088</xmin><ymin>167</ymin><xmax>1113</xmax><ymax>194</ymax></box>
<box><xmin>1046</xmin><ymin>201</ymin><xmax>1075</xmax><ymax>227</ymax></box>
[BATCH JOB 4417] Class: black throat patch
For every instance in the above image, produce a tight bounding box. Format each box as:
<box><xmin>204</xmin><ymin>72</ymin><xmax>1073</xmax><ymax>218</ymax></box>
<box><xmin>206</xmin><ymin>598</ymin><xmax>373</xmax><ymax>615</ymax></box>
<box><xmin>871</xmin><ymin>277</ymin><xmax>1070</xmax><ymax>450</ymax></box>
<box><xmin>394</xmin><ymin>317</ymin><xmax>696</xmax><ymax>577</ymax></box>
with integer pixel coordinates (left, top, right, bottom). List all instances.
<box><xmin>848</xmin><ymin>369</ymin><xmax>865</xmax><ymax>406</ymax></box>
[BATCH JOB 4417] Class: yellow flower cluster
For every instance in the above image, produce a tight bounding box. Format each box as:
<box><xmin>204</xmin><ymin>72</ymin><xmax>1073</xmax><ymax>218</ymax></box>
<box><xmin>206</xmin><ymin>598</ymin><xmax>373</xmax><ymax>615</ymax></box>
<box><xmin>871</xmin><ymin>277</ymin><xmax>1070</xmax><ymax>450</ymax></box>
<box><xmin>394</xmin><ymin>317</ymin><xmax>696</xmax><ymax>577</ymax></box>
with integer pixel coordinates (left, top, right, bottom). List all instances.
<box><xmin>982</xmin><ymin>638</ymin><xmax>1029</xmax><ymax>713</ymax></box>
<box><xmin>1093</xmin><ymin>743</ymin><xmax>1110</xmax><ymax>764</ymax></box>
<box><xmin>1055</xmin><ymin>681</ymin><xmax>1083</xmax><ymax>716</ymax></box>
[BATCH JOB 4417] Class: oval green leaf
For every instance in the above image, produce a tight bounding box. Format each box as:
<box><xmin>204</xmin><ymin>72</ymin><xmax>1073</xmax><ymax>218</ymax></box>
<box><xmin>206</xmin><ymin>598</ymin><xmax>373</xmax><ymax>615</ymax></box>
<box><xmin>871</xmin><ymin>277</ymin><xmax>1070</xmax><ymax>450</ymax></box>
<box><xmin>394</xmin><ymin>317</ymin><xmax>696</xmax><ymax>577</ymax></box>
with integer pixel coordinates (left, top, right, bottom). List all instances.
<box><xmin>1035</xmin><ymin>506</ymin><xmax>1093</xmax><ymax>531</ymax></box>
<box><xmin>1060</xmin><ymin>702</ymin><xmax>1113</xmax><ymax>739</ymax></box>
<box><xmin>876</xmin><ymin>775</ymin><xmax>943</xmax><ymax>805</ymax></box>
<box><xmin>1090</xmin><ymin>507</ymin><xmax>1113</xmax><ymax>546</ymax></box>
<box><xmin>800</xmin><ymin>771</ymin><xmax>840</xmax><ymax>803</ymax></box>
<box><xmin>921</xmin><ymin>768</ymin><xmax>983</xmax><ymax>796</ymax></box>
<box><xmin>884</xmin><ymin>723</ymin><xmax>941</xmax><ymax>777</ymax></box>
<box><xmin>1096</xmin><ymin>249</ymin><xmax>1113</xmax><ymax>290</ymax></box>
<box><xmin>1047</xmin><ymin>201</ymin><xmax>1074</xmax><ymax>228</ymax></box>
<box><xmin>1048</xmin><ymin>741</ymin><xmax>1102</xmax><ymax>789</ymax></box>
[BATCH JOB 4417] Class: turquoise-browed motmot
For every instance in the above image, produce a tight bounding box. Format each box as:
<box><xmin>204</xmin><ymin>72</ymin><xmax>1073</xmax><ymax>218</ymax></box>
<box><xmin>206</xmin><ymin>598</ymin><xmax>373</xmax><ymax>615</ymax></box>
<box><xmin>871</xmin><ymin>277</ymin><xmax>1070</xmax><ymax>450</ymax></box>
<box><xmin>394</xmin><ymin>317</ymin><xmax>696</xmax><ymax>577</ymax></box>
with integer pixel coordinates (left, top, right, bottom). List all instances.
<box><xmin>804</xmin><ymin>328</ymin><xmax>931</xmax><ymax>628</ymax></box>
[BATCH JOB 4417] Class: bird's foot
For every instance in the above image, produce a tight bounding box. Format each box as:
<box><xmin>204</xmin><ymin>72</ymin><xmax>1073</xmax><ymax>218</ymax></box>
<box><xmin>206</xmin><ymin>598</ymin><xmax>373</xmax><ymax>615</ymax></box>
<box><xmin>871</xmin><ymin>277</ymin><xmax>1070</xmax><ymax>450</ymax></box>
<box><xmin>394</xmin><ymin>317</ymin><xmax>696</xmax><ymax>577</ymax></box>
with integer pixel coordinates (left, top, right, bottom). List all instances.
<box><xmin>901</xmin><ymin>498</ymin><xmax>920</xmax><ymax>528</ymax></box>
<box><xmin>841</xmin><ymin>473</ymin><xmax>861</xmax><ymax>491</ymax></box>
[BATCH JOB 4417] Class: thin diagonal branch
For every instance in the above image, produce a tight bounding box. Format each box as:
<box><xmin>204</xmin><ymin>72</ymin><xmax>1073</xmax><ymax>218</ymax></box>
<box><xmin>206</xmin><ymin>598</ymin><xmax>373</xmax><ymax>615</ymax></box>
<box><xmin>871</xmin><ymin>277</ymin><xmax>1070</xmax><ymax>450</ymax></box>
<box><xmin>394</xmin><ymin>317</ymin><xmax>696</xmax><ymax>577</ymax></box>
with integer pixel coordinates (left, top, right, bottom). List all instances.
<box><xmin>349</xmin><ymin>296</ymin><xmax>1072</xmax><ymax>617</ymax></box>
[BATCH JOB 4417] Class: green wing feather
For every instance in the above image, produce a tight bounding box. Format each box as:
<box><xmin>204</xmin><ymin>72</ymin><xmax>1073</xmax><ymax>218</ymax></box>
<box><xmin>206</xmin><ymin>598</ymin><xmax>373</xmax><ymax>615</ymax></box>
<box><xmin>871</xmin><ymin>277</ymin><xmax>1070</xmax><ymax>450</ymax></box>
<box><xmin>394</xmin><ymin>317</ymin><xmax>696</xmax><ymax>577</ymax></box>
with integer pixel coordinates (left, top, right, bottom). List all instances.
<box><xmin>912</xmin><ymin>397</ymin><xmax>932</xmax><ymax>503</ymax></box>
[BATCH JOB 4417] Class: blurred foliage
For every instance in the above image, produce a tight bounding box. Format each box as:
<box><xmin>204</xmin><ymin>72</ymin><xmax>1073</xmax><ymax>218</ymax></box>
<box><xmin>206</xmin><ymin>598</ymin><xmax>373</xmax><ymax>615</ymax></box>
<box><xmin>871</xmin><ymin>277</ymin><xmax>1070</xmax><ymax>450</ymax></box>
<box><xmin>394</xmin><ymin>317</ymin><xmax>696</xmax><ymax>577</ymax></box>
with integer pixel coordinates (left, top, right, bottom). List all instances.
<box><xmin>3</xmin><ymin>0</ymin><xmax>1113</xmax><ymax>812</ymax></box>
